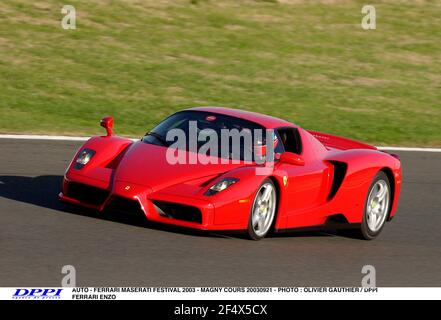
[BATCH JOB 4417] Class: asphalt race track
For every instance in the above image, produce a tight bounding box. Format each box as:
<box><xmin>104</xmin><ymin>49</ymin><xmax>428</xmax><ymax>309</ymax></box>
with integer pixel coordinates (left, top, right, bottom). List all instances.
<box><xmin>1</xmin><ymin>139</ymin><xmax>440</xmax><ymax>287</ymax></box>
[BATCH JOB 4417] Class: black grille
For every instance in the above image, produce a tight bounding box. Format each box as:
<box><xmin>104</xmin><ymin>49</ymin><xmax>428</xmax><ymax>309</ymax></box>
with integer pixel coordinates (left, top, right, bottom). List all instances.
<box><xmin>66</xmin><ymin>182</ymin><xmax>109</xmax><ymax>206</ymax></box>
<box><xmin>153</xmin><ymin>201</ymin><xmax>202</xmax><ymax>224</ymax></box>
<box><xmin>106</xmin><ymin>196</ymin><xmax>145</xmax><ymax>217</ymax></box>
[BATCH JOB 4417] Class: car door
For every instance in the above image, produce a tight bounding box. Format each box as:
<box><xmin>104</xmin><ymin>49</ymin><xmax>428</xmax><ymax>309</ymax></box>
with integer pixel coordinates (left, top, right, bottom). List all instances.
<box><xmin>276</xmin><ymin>127</ymin><xmax>330</xmax><ymax>216</ymax></box>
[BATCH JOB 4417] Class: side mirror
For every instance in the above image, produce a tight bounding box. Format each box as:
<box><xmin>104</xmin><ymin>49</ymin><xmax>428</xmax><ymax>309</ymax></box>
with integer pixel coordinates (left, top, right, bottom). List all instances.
<box><xmin>100</xmin><ymin>116</ymin><xmax>113</xmax><ymax>137</ymax></box>
<box><xmin>279</xmin><ymin>152</ymin><xmax>305</xmax><ymax>166</ymax></box>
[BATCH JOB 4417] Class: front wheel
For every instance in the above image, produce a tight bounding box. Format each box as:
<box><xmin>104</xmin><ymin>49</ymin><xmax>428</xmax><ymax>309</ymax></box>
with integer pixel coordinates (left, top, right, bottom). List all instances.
<box><xmin>247</xmin><ymin>179</ymin><xmax>277</xmax><ymax>240</ymax></box>
<box><xmin>344</xmin><ymin>171</ymin><xmax>391</xmax><ymax>240</ymax></box>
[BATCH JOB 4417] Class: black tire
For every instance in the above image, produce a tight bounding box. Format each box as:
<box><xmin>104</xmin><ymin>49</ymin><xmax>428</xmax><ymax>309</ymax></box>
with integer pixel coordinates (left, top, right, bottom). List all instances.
<box><xmin>341</xmin><ymin>171</ymin><xmax>391</xmax><ymax>240</ymax></box>
<box><xmin>247</xmin><ymin>178</ymin><xmax>277</xmax><ymax>240</ymax></box>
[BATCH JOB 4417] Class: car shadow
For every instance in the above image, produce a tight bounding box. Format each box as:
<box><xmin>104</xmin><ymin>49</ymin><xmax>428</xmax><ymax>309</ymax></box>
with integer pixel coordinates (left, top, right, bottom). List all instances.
<box><xmin>0</xmin><ymin>175</ymin><xmax>358</xmax><ymax>240</ymax></box>
<box><xmin>0</xmin><ymin>175</ymin><xmax>222</xmax><ymax>239</ymax></box>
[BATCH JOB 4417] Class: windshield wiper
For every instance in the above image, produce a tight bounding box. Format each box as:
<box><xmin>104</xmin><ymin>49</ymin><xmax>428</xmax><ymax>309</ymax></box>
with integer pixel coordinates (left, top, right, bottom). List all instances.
<box><xmin>144</xmin><ymin>131</ymin><xmax>169</xmax><ymax>146</ymax></box>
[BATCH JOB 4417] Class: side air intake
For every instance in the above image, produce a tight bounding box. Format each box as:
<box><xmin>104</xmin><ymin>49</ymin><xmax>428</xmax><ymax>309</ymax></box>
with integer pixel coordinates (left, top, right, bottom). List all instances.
<box><xmin>327</xmin><ymin>161</ymin><xmax>348</xmax><ymax>201</ymax></box>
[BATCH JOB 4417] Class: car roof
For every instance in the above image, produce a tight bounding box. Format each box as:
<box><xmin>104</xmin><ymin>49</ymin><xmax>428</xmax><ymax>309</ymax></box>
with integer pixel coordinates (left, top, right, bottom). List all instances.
<box><xmin>185</xmin><ymin>106</ymin><xmax>296</xmax><ymax>129</ymax></box>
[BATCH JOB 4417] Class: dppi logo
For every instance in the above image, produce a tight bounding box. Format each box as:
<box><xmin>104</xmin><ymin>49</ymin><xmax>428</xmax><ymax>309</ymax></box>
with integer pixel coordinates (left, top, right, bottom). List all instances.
<box><xmin>13</xmin><ymin>288</ymin><xmax>63</xmax><ymax>299</ymax></box>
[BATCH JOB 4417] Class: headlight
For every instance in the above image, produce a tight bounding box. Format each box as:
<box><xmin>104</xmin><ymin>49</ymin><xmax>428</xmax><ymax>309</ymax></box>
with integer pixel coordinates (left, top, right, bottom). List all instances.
<box><xmin>205</xmin><ymin>177</ymin><xmax>239</xmax><ymax>196</ymax></box>
<box><xmin>74</xmin><ymin>149</ymin><xmax>95</xmax><ymax>169</ymax></box>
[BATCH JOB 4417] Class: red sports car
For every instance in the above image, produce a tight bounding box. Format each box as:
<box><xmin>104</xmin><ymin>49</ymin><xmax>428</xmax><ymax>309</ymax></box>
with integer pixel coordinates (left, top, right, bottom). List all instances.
<box><xmin>60</xmin><ymin>107</ymin><xmax>401</xmax><ymax>240</ymax></box>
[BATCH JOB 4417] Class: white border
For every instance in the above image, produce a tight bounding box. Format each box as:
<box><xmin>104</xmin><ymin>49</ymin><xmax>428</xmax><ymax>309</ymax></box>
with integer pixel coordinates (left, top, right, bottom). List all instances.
<box><xmin>0</xmin><ymin>134</ymin><xmax>440</xmax><ymax>152</ymax></box>
<box><xmin>0</xmin><ymin>134</ymin><xmax>89</xmax><ymax>141</ymax></box>
<box><xmin>1</xmin><ymin>287</ymin><xmax>441</xmax><ymax>300</ymax></box>
<box><xmin>0</xmin><ymin>134</ymin><xmax>138</xmax><ymax>142</ymax></box>
<box><xmin>376</xmin><ymin>146</ymin><xmax>441</xmax><ymax>152</ymax></box>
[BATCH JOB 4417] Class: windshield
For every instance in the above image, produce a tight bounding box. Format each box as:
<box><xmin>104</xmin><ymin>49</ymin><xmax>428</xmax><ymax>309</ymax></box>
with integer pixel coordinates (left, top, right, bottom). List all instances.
<box><xmin>142</xmin><ymin>110</ymin><xmax>273</xmax><ymax>161</ymax></box>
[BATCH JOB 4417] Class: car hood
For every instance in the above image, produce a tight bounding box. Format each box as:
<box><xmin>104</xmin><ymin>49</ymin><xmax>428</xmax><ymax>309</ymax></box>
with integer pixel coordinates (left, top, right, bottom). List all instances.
<box><xmin>114</xmin><ymin>141</ymin><xmax>246</xmax><ymax>192</ymax></box>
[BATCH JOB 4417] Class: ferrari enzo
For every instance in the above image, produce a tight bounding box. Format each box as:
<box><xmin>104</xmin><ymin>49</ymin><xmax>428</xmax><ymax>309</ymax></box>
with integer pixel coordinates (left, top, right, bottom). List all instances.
<box><xmin>60</xmin><ymin>107</ymin><xmax>402</xmax><ymax>240</ymax></box>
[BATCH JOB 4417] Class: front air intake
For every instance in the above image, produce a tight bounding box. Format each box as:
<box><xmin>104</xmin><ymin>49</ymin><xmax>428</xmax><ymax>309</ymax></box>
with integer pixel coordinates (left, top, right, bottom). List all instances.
<box><xmin>106</xmin><ymin>196</ymin><xmax>145</xmax><ymax>218</ymax></box>
<box><xmin>153</xmin><ymin>201</ymin><xmax>202</xmax><ymax>224</ymax></box>
<box><xmin>66</xmin><ymin>182</ymin><xmax>109</xmax><ymax>206</ymax></box>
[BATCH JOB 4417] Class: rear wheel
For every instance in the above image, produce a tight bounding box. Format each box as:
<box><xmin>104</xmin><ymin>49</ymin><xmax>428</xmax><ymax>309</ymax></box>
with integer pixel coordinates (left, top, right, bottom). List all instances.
<box><xmin>343</xmin><ymin>171</ymin><xmax>391</xmax><ymax>240</ymax></box>
<box><xmin>247</xmin><ymin>179</ymin><xmax>277</xmax><ymax>240</ymax></box>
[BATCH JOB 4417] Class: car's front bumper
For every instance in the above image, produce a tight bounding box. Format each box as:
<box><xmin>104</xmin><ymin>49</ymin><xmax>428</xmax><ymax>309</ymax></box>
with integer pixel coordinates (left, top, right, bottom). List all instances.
<box><xmin>59</xmin><ymin>177</ymin><xmax>250</xmax><ymax>231</ymax></box>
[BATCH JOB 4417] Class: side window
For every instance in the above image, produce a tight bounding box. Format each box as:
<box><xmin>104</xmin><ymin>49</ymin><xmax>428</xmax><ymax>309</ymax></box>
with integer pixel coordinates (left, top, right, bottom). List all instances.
<box><xmin>277</xmin><ymin>128</ymin><xmax>302</xmax><ymax>154</ymax></box>
<box><xmin>274</xmin><ymin>131</ymin><xmax>285</xmax><ymax>155</ymax></box>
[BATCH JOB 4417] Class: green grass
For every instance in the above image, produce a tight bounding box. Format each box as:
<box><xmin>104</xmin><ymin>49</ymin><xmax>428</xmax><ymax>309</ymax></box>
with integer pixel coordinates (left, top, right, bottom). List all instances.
<box><xmin>0</xmin><ymin>0</ymin><xmax>440</xmax><ymax>146</ymax></box>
